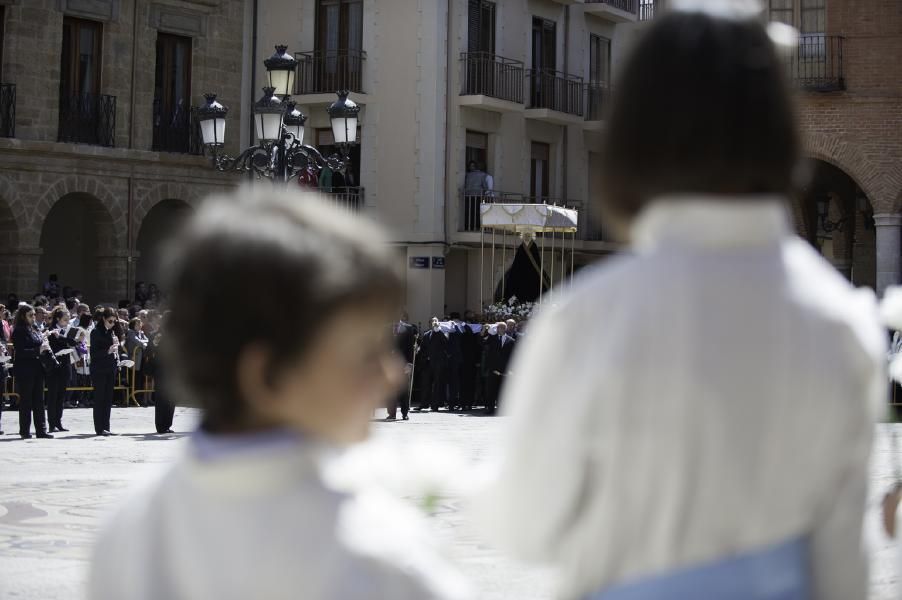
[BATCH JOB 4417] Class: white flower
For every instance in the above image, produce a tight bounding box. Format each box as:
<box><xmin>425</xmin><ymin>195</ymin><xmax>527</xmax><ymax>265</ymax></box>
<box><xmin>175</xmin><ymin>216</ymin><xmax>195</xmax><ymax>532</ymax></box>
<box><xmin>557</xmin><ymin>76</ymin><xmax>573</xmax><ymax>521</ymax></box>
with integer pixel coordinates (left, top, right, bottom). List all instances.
<box><xmin>881</xmin><ymin>286</ymin><xmax>902</xmax><ymax>331</ymax></box>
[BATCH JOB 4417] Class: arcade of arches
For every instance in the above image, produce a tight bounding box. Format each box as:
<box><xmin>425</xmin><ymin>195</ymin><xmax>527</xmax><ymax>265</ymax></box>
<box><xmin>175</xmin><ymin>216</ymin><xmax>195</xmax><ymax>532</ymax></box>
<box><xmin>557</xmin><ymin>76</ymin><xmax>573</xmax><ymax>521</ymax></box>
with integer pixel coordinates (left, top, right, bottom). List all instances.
<box><xmin>0</xmin><ymin>186</ymin><xmax>204</xmax><ymax>306</ymax></box>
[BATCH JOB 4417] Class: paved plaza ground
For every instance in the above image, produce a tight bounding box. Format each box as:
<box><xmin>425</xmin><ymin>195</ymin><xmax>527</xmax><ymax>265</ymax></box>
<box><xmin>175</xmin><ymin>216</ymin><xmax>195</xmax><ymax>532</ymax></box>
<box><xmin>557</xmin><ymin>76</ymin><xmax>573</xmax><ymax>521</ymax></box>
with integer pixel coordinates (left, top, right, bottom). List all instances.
<box><xmin>0</xmin><ymin>405</ymin><xmax>900</xmax><ymax>599</ymax></box>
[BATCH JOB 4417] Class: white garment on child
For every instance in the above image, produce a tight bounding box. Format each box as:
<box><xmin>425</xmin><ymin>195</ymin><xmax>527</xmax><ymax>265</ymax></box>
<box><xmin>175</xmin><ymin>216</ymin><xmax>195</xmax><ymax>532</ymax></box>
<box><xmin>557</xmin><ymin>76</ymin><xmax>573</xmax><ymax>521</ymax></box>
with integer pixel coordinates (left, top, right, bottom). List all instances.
<box><xmin>89</xmin><ymin>430</ymin><xmax>469</xmax><ymax>600</ymax></box>
<box><xmin>474</xmin><ymin>198</ymin><xmax>884</xmax><ymax>600</ymax></box>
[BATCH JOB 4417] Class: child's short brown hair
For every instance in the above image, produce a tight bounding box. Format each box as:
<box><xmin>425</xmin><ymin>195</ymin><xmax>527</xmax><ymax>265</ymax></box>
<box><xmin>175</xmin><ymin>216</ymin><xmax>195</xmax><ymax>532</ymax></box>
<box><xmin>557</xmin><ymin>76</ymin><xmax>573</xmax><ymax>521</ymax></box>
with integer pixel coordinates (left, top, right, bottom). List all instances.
<box><xmin>162</xmin><ymin>187</ymin><xmax>402</xmax><ymax>432</ymax></box>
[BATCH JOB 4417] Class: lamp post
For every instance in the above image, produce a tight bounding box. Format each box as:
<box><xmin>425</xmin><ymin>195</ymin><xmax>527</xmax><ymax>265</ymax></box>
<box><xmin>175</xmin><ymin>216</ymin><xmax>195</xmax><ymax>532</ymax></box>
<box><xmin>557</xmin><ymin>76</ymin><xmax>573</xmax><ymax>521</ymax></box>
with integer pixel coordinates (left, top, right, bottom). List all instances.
<box><xmin>196</xmin><ymin>44</ymin><xmax>357</xmax><ymax>182</ymax></box>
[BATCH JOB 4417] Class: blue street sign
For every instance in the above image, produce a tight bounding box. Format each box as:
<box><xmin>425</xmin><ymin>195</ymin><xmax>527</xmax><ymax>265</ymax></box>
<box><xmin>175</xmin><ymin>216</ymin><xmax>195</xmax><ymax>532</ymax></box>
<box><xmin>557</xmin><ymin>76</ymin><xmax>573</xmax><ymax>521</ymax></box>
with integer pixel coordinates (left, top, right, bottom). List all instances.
<box><xmin>409</xmin><ymin>256</ymin><xmax>429</xmax><ymax>269</ymax></box>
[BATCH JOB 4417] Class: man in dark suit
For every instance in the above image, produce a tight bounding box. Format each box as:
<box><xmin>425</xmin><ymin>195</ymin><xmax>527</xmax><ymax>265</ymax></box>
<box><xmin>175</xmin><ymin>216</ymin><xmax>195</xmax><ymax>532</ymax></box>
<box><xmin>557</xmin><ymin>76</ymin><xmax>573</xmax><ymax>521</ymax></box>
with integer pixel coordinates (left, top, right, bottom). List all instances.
<box><xmin>387</xmin><ymin>314</ymin><xmax>418</xmax><ymax>420</ymax></box>
<box><xmin>446</xmin><ymin>313</ymin><xmax>464</xmax><ymax>410</ymax></box>
<box><xmin>419</xmin><ymin>317</ymin><xmax>450</xmax><ymax>411</ymax></box>
<box><xmin>484</xmin><ymin>322</ymin><xmax>516</xmax><ymax>415</ymax></box>
<box><xmin>459</xmin><ymin>313</ymin><xmax>480</xmax><ymax>410</ymax></box>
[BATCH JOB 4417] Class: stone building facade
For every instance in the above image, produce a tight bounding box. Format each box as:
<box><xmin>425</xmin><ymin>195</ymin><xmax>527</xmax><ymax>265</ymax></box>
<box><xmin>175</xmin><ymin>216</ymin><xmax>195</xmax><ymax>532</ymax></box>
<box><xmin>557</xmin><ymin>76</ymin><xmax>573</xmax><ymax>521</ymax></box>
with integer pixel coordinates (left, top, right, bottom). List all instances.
<box><xmin>251</xmin><ymin>0</ymin><xmax>902</xmax><ymax>326</ymax></box>
<box><xmin>0</xmin><ymin>0</ymin><xmax>246</xmax><ymax>304</ymax></box>
<box><xmin>786</xmin><ymin>0</ymin><xmax>902</xmax><ymax>295</ymax></box>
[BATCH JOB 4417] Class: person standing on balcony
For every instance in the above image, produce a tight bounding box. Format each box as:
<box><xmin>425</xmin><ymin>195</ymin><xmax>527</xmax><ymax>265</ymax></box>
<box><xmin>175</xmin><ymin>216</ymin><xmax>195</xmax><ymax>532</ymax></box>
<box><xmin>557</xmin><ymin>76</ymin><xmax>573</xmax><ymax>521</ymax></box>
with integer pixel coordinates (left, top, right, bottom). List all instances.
<box><xmin>464</xmin><ymin>161</ymin><xmax>490</xmax><ymax>231</ymax></box>
<box><xmin>475</xmin><ymin>7</ymin><xmax>883</xmax><ymax>600</ymax></box>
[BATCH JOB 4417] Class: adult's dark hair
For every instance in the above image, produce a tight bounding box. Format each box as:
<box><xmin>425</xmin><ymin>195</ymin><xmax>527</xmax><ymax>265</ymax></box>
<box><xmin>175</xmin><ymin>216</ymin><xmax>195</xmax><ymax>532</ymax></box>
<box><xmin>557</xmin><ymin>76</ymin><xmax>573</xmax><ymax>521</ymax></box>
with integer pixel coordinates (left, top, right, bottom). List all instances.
<box><xmin>78</xmin><ymin>313</ymin><xmax>93</xmax><ymax>329</ymax></box>
<box><xmin>13</xmin><ymin>303</ymin><xmax>34</xmax><ymax>330</ymax></box>
<box><xmin>129</xmin><ymin>318</ymin><xmax>141</xmax><ymax>331</ymax></box>
<box><xmin>598</xmin><ymin>11</ymin><xmax>801</xmax><ymax>228</ymax></box>
<box><xmin>93</xmin><ymin>307</ymin><xmax>104</xmax><ymax>325</ymax></box>
<box><xmin>33</xmin><ymin>295</ymin><xmax>48</xmax><ymax>308</ymax></box>
<box><xmin>65</xmin><ymin>298</ymin><xmax>77</xmax><ymax>312</ymax></box>
<box><xmin>163</xmin><ymin>187</ymin><xmax>403</xmax><ymax>433</ymax></box>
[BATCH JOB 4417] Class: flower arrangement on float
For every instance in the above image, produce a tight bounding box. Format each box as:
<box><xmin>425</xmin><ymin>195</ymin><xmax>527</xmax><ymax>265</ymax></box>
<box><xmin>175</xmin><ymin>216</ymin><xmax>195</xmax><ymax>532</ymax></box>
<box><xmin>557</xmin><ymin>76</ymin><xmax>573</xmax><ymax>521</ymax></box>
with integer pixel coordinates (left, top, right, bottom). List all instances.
<box><xmin>482</xmin><ymin>295</ymin><xmax>536</xmax><ymax>322</ymax></box>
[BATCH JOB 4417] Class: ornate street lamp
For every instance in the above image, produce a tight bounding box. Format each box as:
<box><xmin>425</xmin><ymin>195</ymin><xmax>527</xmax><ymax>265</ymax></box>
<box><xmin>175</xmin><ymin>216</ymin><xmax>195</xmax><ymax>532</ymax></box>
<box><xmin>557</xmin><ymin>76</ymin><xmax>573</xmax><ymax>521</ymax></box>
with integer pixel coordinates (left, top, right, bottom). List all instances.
<box><xmin>263</xmin><ymin>45</ymin><xmax>297</xmax><ymax>98</ymax></box>
<box><xmin>196</xmin><ymin>94</ymin><xmax>227</xmax><ymax>147</ymax></box>
<box><xmin>326</xmin><ymin>91</ymin><xmax>359</xmax><ymax>153</ymax></box>
<box><xmin>254</xmin><ymin>87</ymin><xmax>284</xmax><ymax>143</ymax></box>
<box><xmin>195</xmin><ymin>44</ymin><xmax>357</xmax><ymax>182</ymax></box>
<box><xmin>283</xmin><ymin>101</ymin><xmax>306</xmax><ymax>145</ymax></box>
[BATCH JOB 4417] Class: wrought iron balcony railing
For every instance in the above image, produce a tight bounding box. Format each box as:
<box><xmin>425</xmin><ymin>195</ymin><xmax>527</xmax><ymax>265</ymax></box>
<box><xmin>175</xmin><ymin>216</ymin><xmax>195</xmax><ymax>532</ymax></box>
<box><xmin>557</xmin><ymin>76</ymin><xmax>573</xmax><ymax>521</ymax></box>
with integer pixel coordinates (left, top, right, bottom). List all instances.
<box><xmin>58</xmin><ymin>93</ymin><xmax>116</xmax><ymax>147</ymax></box>
<box><xmin>460</xmin><ymin>52</ymin><xmax>525</xmax><ymax>104</ymax></box>
<box><xmin>639</xmin><ymin>0</ymin><xmax>659</xmax><ymax>20</ymax></box>
<box><xmin>152</xmin><ymin>101</ymin><xmax>203</xmax><ymax>155</ymax></box>
<box><xmin>295</xmin><ymin>49</ymin><xmax>366</xmax><ymax>95</ymax></box>
<box><xmin>460</xmin><ymin>190</ymin><xmax>526</xmax><ymax>232</ymax></box>
<box><xmin>528</xmin><ymin>69</ymin><xmax>584</xmax><ymax>116</ymax></box>
<box><xmin>788</xmin><ymin>35</ymin><xmax>844</xmax><ymax>92</ymax></box>
<box><xmin>585</xmin><ymin>83</ymin><xmax>608</xmax><ymax>122</ymax></box>
<box><xmin>325</xmin><ymin>186</ymin><xmax>364</xmax><ymax>212</ymax></box>
<box><xmin>0</xmin><ymin>84</ymin><xmax>15</xmax><ymax>138</ymax></box>
<box><xmin>586</xmin><ymin>0</ymin><xmax>638</xmax><ymax>14</ymax></box>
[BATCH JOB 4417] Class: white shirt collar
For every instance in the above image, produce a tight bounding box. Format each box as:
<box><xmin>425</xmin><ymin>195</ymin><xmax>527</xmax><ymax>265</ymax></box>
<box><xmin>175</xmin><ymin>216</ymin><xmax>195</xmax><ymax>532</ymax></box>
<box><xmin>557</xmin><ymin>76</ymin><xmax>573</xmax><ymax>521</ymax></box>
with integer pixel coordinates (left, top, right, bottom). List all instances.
<box><xmin>631</xmin><ymin>196</ymin><xmax>791</xmax><ymax>252</ymax></box>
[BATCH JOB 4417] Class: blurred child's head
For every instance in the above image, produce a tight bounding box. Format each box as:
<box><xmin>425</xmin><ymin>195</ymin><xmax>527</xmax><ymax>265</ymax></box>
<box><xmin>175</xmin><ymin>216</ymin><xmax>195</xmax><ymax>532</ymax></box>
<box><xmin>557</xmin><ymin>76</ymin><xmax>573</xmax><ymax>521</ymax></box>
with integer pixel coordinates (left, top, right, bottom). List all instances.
<box><xmin>163</xmin><ymin>187</ymin><xmax>403</xmax><ymax>444</ymax></box>
<box><xmin>599</xmin><ymin>9</ymin><xmax>800</xmax><ymax>233</ymax></box>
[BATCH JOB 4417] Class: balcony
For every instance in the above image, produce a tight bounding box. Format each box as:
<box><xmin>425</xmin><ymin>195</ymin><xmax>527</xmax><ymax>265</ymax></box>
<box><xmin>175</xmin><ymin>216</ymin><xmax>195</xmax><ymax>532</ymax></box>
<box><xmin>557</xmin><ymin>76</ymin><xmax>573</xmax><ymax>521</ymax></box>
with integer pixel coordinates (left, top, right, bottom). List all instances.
<box><xmin>526</xmin><ymin>70</ymin><xmax>585</xmax><ymax>125</ymax></box>
<box><xmin>584</xmin><ymin>0</ymin><xmax>638</xmax><ymax>23</ymax></box>
<box><xmin>324</xmin><ymin>186</ymin><xmax>364</xmax><ymax>213</ymax></box>
<box><xmin>459</xmin><ymin>52</ymin><xmax>525</xmax><ymax>113</ymax></box>
<box><xmin>787</xmin><ymin>35</ymin><xmax>844</xmax><ymax>92</ymax></box>
<box><xmin>58</xmin><ymin>93</ymin><xmax>116</xmax><ymax>147</ymax></box>
<box><xmin>639</xmin><ymin>0</ymin><xmax>659</xmax><ymax>21</ymax></box>
<box><xmin>295</xmin><ymin>50</ymin><xmax>367</xmax><ymax>103</ymax></box>
<box><xmin>152</xmin><ymin>101</ymin><xmax>203</xmax><ymax>155</ymax></box>
<box><xmin>0</xmin><ymin>84</ymin><xmax>14</xmax><ymax>138</ymax></box>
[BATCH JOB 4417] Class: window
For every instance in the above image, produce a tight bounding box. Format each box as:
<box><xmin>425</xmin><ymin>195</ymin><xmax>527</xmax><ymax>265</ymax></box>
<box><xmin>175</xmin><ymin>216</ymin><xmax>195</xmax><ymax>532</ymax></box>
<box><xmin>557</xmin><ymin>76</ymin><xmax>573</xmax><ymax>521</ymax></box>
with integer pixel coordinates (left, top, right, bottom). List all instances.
<box><xmin>153</xmin><ymin>33</ymin><xmax>192</xmax><ymax>152</ymax></box>
<box><xmin>468</xmin><ymin>0</ymin><xmax>495</xmax><ymax>54</ymax></box>
<box><xmin>589</xmin><ymin>34</ymin><xmax>611</xmax><ymax>85</ymax></box>
<box><xmin>530</xmin><ymin>142</ymin><xmax>550</xmax><ymax>201</ymax></box>
<box><xmin>60</xmin><ymin>17</ymin><xmax>102</xmax><ymax>99</ymax></box>
<box><xmin>0</xmin><ymin>6</ymin><xmax>5</xmax><ymax>82</ymax></box>
<box><xmin>317</xmin><ymin>0</ymin><xmax>363</xmax><ymax>55</ymax></box>
<box><xmin>466</xmin><ymin>131</ymin><xmax>488</xmax><ymax>172</ymax></box>
<box><xmin>531</xmin><ymin>18</ymin><xmax>556</xmax><ymax>72</ymax></box>
<box><xmin>59</xmin><ymin>18</ymin><xmax>113</xmax><ymax>146</ymax></box>
<box><xmin>768</xmin><ymin>0</ymin><xmax>825</xmax><ymax>33</ymax></box>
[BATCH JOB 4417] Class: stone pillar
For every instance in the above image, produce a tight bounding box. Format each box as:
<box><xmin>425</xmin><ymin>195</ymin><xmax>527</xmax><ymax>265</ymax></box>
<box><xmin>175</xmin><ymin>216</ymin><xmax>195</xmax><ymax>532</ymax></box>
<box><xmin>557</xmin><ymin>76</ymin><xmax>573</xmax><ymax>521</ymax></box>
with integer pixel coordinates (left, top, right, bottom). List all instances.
<box><xmin>831</xmin><ymin>258</ymin><xmax>853</xmax><ymax>280</ymax></box>
<box><xmin>96</xmin><ymin>251</ymin><xmax>130</xmax><ymax>305</ymax></box>
<box><xmin>10</xmin><ymin>247</ymin><xmax>43</xmax><ymax>298</ymax></box>
<box><xmin>874</xmin><ymin>213</ymin><xmax>902</xmax><ymax>297</ymax></box>
<box><xmin>405</xmin><ymin>245</ymin><xmax>446</xmax><ymax>329</ymax></box>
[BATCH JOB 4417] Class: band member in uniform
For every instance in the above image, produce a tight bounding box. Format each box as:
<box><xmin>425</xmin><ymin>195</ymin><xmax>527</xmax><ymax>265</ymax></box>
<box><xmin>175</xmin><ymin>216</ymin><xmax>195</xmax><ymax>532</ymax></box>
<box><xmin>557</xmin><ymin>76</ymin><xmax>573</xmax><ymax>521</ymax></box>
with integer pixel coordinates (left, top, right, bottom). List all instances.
<box><xmin>46</xmin><ymin>307</ymin><xmax>77</xmax><ymax>432</ymax></box>
<box><xmin>13</xmin><ymin>304</ymin><xmax>51</xmax><ymax>438</ymax></box>
<box><xmin>90</xmin><ymin>308</ymin><xmax>121</xmax><ymax>436</ymax></box>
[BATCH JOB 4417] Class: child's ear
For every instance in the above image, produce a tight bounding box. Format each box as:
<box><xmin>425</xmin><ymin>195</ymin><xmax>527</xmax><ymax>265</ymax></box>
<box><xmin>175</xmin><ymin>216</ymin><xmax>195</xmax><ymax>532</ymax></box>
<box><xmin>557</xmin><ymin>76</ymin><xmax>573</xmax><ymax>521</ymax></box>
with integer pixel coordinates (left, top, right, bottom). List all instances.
<box><xmin>236</xmin><ymin>343</ymin><xmax>278</xmax><ymax>414</ymax></box>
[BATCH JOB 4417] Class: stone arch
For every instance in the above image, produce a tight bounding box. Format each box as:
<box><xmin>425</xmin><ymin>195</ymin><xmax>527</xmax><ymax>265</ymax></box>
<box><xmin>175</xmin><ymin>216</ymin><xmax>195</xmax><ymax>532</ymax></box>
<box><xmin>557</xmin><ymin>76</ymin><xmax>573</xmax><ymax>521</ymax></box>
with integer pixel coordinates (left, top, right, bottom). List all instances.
<box><xmin>38</xmin><ymin>192</ymin><xmax>122</xmax><ymax>304</ymax></box>
<box><xmin>135</xmin><ymin>198</ymin><xmax>195</xmax><ymax>287</ymax></box>
<box><xmin>27</xmin><ymin>175</ymin><xmax>126</xmax><ymax>250</ymax></box>
<box><xmin>0</xmin><ymin>179</ymin><xmax>23</xmax><ymax>297</ymax></box>
<box><xmin>133</xmin><ymin>181</ymin><xmax>210</xmax><ymax>231</ymax></box>
<box><xmin>803</xmin><ymin>132</ymin><xmax>896</xmax><ymax>213</ymax></box>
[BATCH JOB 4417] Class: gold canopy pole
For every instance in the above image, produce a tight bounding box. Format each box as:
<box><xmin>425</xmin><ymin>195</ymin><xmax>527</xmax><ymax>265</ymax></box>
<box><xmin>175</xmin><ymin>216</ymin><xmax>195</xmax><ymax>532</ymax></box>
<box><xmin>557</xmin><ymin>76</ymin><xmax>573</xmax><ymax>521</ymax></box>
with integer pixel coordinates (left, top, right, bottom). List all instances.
<box><xmin>491</xmin><ymin>227</ymin><xmax>497</xmax><ymax>304</ymax></box>
<box><xmin>479</xmin><ymin>223</ymin><xmax>485</xmax><ymax>312</ymax></box>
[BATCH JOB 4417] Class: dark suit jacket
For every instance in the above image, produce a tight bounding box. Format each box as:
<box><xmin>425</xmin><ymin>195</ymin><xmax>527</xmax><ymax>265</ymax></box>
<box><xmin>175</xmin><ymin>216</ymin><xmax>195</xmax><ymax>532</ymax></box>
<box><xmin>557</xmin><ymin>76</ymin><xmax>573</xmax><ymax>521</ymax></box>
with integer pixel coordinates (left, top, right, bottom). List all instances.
<box><xmin>394</xmin><ymin>322</ymin><xmax>418</xmax><ymax>364</ymax></box>
<box><xmin>90</xmin><ymin>327</ymin><xmax>119</xmax><ymax>375</ymax></box>
<box><xmin>48</xmin><ymin>328</ymin><xmax>77</xmax><ymax>373</ymax></box>
<box><xmin>421</xmin><ymin>329</ymin><xmax>451</xmax><ymax>367</ymax></box>
<box><xmin>485</xmin><ymin>334</ymin><xmax>516</xmax><ymax>375</ymax></box>
<box><xmin>12</xmin><ymin>324</ymin><xmax>43</xmax><ymax>378</ymax></box>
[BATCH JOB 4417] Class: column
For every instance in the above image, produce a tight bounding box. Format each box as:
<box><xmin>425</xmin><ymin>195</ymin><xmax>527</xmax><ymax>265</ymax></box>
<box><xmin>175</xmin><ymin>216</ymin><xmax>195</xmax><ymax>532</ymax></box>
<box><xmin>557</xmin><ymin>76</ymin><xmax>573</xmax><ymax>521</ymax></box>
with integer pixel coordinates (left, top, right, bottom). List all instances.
<box><xmin>9</xmin><ymin>247</ymin><xmax>42</xmax><ymax>299</ymax></box>
<box><xmin>874</xmin><ymin>213</ymin><xmax>902</xmax><ymax>297</ymax></box>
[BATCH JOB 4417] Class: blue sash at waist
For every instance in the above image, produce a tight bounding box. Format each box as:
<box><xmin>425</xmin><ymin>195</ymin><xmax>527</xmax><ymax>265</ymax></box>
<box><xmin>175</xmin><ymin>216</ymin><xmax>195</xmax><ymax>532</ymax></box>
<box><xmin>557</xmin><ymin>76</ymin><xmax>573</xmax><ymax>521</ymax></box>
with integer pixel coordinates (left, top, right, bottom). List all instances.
<box><xmin>586</xmin><ymin>537</ymin><xmax>809</xmax><ymax>600</ymax></box>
